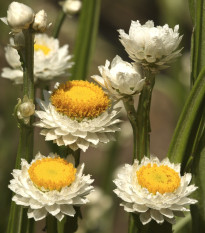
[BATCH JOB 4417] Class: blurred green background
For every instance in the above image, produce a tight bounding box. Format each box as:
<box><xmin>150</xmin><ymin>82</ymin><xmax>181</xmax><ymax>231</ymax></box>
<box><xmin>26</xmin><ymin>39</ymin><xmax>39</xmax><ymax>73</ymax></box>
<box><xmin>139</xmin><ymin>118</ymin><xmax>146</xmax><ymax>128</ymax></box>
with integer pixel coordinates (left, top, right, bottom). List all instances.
<box><xmin>0</xmin><ymin>0</ymin><xmax>192</xmax><ymax>232</ymax></box>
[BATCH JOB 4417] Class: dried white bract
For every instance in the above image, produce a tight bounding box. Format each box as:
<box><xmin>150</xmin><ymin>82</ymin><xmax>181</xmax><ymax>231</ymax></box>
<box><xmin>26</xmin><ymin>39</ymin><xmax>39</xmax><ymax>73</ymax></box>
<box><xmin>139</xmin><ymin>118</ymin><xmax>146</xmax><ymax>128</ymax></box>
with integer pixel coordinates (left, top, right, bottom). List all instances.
<box><xmin>1</xmin><ymin>2</ymin><xmax>34</xmax><ymax>32</ymax></box>
<box><xmin>60</xmin><ymin>0</ymin><xmax>82</xmax><ymax>15</ymax></box>
<box><xmin>119</xmin><ymin>20</ymin><xmax>182</xmax><ymax>71</ymax></box>
<box><xmin>17</xmin><ymin>96</ymin><xmax>35</xmax><ymax>124</ymax></box>
<box><xmin>32</xmin><ymin>10</ymin><xmax>48</xmax><ymax>32</ymax></box>
<box><xmin>92</xmin><ymin>55</ymin><xmax>145</xmax><ymax>99</ymax></box>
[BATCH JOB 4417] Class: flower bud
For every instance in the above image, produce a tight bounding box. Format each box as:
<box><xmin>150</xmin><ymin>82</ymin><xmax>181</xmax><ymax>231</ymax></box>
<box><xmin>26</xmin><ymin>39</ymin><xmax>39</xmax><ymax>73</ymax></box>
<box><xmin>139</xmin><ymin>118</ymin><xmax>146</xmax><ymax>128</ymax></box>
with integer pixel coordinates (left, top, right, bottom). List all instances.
<box><xmin>32</xmin><ymin>10</ymin><xmax>48</xmax><ymax>32</ymax></box>
<box><xmin>60</xmin><ymin>0</ymin><xmax>82</xmax><ymax>15</ymax></box>
<box><xmin>6</xmin><ymin>2</ymin><xmax>34</xmax><ymax>30</ymax></box>
<box><xmin>17</xmin><ymin>96</ymin><xmax>35</xmax><ymax>124</ymax></box>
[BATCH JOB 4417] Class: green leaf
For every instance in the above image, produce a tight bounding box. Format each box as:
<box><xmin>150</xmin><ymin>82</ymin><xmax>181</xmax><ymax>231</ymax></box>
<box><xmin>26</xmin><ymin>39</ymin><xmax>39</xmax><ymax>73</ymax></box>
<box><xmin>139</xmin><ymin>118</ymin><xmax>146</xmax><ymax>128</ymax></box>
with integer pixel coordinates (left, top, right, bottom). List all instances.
<box><xmin>70</xmin><ymin>0</ymin><xmax>101</xmax><ymax>80</ymax></box>
<box><xmin>173</xmin><ymin>214</ymin><xmax>191</xmax><ymax>233</ymax></box>
<box><xmin>167</xmin><ymin>67</ymin><xmax>205</xmax><ymax>168</ymax></box>
<box><xmin>189</xmin><ymin>0</ymin><xmax>205</xmax><ymax>84</ymax></box>
<box><xmin>190</xmin><ymin>128</ymin><xmax>205</xmax><ymax>232</ymax></box>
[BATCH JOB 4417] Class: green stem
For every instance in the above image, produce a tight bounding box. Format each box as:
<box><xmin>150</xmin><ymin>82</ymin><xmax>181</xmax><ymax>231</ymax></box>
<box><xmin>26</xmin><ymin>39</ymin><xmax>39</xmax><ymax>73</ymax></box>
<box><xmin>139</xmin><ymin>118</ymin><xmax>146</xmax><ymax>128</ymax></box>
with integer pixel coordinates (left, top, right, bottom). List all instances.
<box><xmin>123</xmin><ymin>97</ymin><xmax>138</xmax><ymax>162</ymax></box>
<box><xmin>46</xmin><ymin>215</ymin><xmax>57</xmax><ymax>233</ymax></box>
<box><xmin>57</xmin><ymin>149</ymin><xmax>81</xmax><ymax>233</ymax></box>
<box><xmin>74</xmin><ymin>149</ymin><xmax>81</xmax><ymax>166</ymax></box>
<box><xmin>7</xmin><ymin>29</ymin><xmax>35</xmax><ymax>233</ymax></box>
<box><xmin>136</xmin><ymin>69</ymin><xmax>155</xmax><ymax>161</ymax></box>
<box><xmin>53</xmin><ymin>11</ymin><xmax>66</xmax><ymax>38</ymax></box>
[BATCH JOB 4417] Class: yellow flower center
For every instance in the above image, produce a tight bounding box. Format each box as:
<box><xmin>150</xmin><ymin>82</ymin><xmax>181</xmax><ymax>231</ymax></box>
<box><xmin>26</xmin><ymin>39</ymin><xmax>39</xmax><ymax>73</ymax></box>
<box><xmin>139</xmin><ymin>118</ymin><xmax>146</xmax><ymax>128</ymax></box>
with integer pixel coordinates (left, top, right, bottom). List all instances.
<box><xmin>34</xmin><ymin>44</ymin><xmax>51</xmax><ymax>55</ymax></box>
<box><xmin>28</xmin><ymin>157</ymin><xmax>76</xmax><ymax>191</ymax></box>
<box><xmin>51</xmin><ymin>80</ymin><xmax>110</xmax><ymax>119</ymax></box>
<box><xmin>136</xmin><ymin>163</ymin><xmax>180</xmax><ymax>194</ymax></box>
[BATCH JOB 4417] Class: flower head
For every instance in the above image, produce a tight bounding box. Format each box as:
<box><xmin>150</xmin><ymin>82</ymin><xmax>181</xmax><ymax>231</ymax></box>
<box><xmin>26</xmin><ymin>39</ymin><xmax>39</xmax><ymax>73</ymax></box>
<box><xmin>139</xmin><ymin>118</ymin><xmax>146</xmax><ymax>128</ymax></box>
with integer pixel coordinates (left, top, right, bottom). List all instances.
<box><xmin>60</xmin><ymin>0</ymin><xmax>82</xmax><ymax>15</ymax></box>
<box><xmin>1</xmin><ymin>2</ymin><xmax>34</xmax><ymax>32</ymax></box>
<box><xmin>32</xmin><ymin>10</ymin><xmax>49</xmax><ymax>32</ymax></box>
<box><xmin>9</xmin><ymin>152</ymin><xmax>94</xmax><ymax>221</ymax></box>
<box><xmin>92</xmin><ymin>55</ymin><xmax>145</xmax><ymax>99</ymax></box>
<box><xmin>2</xmin><ymin>33</ymin><xmax>73</xmax><ymax>84</ymax></box>
<box><xmin>118</xmin><ymin>20</ymin><xmax>182</xmax><ymax>71</ymax></box>
<box><xmin>35</xmin><ymin>80</ymin><xmax>121</xmax><ymax>152</ymax></box>
<box><xmin>114</xmin><ymin>156</ymin><xmax>197</xmax><ymax>225</ymax></box>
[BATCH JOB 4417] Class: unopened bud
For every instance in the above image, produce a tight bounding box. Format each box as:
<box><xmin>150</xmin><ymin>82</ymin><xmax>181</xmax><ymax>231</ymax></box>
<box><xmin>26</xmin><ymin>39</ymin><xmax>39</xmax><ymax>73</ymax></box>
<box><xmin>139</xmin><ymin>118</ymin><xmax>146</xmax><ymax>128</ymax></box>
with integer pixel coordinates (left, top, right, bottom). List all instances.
<box><xmin>6</xmin><ymin>2</ymin><xmax>34</xmax><ymax>30</ymax></box>
<box><xmin>17</xmin><ymin>96</ymin><xmax>35</xmax><ymax>124</ymax></box>
<box><xmin>32</xmin><ymin>10</ymin><xmax>48</xmax><ymax>32</ymax></box>
<box><xmin>60</xmin><ymin>0</ymin><xmax>82</xmax><ymax>15</ymax></box>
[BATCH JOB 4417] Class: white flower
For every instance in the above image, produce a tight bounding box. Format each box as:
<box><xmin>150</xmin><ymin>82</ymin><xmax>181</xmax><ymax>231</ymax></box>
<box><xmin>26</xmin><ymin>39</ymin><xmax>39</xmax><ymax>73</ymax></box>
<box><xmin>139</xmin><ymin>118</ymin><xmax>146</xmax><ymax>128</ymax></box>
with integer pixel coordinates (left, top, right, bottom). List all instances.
<box><xmin>1</xmin><ymin>2</ymin><xmax>34</xmax><ymax>32</ymax></box>
<box><xmin>8</xmin><ymin>152</ymin><xmax>94</xmax><ymax>221</ymax></box>
<box><xmin>60</xmin><ymin>0</ymin><xmax>82</xmax><ymax>15</ymax></box>
<box><xmin>34</xmin><ymin>80</ymin><xmax>121</xmax><ymax>152</ymax></box>
<box><xmin>17</xmin><ymin>95</ymin><xmax>35</xmax><ymax>124</ymax></box>
<box><xmin>118</xmin><ymin>20</ymin><xmax>182</xmax><ymax>71</ymax></box>
<box><xmin>1</xmin><ymin>33</ymin><xmax>73</xmax><ymax>84</ymax></box>
<box><xmin>92</xmin><ymin>55</ymin><xmax>145</xmax><ymax>99</ymax></box>
<box><xmin>32</xmin><ymin>10</ymin><xmax>48</xmax><ymax>32</ymax></box>
<box><xmin>114</xmin><ymin>156</ymin><xmax>197</xmax><ymax>225</ymax></box>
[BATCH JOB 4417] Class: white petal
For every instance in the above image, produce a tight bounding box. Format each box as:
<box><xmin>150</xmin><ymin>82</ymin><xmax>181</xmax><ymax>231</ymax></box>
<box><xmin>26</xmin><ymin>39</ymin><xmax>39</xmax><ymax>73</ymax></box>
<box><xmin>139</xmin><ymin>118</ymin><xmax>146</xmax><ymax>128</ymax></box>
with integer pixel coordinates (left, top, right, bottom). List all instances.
<box><xmin>150</xmin><ymin>209</ymin><xmax>164</xmax><ymax>224</ymax></box>
<box><xmin>60</xmin><ymin>205</ymin><xmax>75</xmax><ymax>216</ymax></box>
<box><xmin>140</xmin><ymin>211</ymin><xmax>152</xmax><ymax>225</ymax></box>
<box><xmin>28</xmin><ymin>208</ymin><xmax>47</xmax><ymax>221</ymax></box>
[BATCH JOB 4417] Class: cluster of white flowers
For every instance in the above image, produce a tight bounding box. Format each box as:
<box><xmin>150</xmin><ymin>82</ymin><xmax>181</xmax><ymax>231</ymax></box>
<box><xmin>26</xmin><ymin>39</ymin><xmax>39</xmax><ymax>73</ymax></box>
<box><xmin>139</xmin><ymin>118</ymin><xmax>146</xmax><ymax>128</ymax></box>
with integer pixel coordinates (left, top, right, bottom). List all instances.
<box><xmin>1</xmin><ymin>1</ymin><xmax>197</xmax><ymax>230</ymax></box>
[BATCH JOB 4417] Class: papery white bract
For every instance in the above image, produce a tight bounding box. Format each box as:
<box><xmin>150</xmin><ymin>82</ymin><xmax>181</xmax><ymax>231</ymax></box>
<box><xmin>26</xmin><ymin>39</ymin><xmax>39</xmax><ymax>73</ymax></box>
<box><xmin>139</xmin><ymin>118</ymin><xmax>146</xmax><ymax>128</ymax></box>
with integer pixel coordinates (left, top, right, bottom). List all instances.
<box><xmin>34</xmin><ymin>81</ymin><xmax>121</xmax><ymax>152</ymax></box>
<box><xmin>1</xmin><ymin>33</ymin><xmax>73</xmax><ymax>84</ymax></box>
<box><xmin>32</xmin><ymin>10</ymin><xmax>48</xmax><ymax>32</ymax></box>
<box><xmin>60</xmin><ymin>0</ymin><xmax>82</xmax><ymax>15</ymax></box>
<box><xmin>118</xmin><ymin>20</ymin><xmax>182</xmax><ymax>71</ymax></box>
<box><xmin>92</xmin><ymin>55</ymin><xmax>145</xmax><ymax>99</ymax></box>
<box><xmin>114</xmin><ymin>156</ymin><xmax>197</xmax><ymax>225</ymax></box>
<box><xmin>8</xmin><ymin>152</ymin><xmax>94</xmax><ymax>221</ymax></box>
<box><xmin>1</xmin><ymin>2</ymin><xmax>34</xmax><ymax>32</ymax></box>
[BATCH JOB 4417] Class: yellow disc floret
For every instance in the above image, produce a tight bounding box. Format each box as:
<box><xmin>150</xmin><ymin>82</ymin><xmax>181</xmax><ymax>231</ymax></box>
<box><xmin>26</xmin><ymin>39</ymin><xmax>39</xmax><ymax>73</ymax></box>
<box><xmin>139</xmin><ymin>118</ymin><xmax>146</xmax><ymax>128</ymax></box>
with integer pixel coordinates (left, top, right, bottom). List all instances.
<box><xmin>50</xmin><ymin>80</ymin><xmax>110</xmax><ymax>119</ymax></box>
<box><xmin>34</xmin><ymin>44</ymin><xmax>51</xmax><ymax>55</ymax></box>
<box><xmin>137</xmin><ymin>163</ymin><xmax>180</xmax><ymax>194</ymax></box>
<box><xmin>28</xmin><ymin>157</ymin><xmax>76</xmax><ymax>191</ymax></box>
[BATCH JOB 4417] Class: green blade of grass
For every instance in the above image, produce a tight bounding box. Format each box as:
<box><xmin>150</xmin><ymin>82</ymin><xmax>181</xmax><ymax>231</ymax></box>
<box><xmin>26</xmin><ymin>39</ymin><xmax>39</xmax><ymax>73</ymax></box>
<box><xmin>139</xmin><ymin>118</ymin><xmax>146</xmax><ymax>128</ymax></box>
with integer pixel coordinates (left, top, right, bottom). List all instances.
<box><xmin>70</xmin><ymin>0</ymin><xmax>101</xmax><ymax>80</ymax></box>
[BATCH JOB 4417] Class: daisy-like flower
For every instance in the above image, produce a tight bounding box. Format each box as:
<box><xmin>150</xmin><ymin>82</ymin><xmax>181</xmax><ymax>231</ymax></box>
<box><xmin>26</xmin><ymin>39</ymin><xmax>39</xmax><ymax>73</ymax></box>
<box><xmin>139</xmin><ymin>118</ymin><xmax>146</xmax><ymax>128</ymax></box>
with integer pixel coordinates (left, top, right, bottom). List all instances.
<box><xmin>92</xmin><ymin>55</ymin><xmax>145</xmax><ymax>99</ymax></box>
<box><xmin>2</xmin><ymin>33</ymin><xmax>73</xmax><ymax>84</ymax></box>
<box><xmin>35</xmin><ymin>80</ymin><xmax>121</xmax><ymax>152</ymax></box>
<box><xmin>9</xmin><ymin>152</ymin><xmax>94</xmax><ymax>221</ymax></box>
<box><xmin>118</xmin><ymin>20</ymin><xmax>182</xmax><ymax>71</ymax></box>
<box><xmin>114</xmin><ymin>156</ymin><xmax>197</xmax><ymax>225</ymax></box>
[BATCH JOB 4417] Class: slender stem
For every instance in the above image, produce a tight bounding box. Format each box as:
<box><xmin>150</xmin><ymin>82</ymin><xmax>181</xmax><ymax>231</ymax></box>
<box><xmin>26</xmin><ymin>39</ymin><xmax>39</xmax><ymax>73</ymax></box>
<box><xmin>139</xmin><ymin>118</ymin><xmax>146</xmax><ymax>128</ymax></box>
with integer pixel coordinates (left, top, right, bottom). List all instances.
<box><xmin>74</xmin><ymin>149</ymin><xmax>81</xmax><ymax>166</ymax></box>
<box><xmin>136</xmin><ymin>69</ymin><xmax>155</xmax><ymax>161</ymax></box>
<box><xmin>53</xmin><ymin>11</ymin><xmax>66</xmax><ymax>38</ymax></box>
<box><xmin>7</xmin><ymin>29</ymin><xmax>35</xmax><ymax>233</ymax></box>
<box><xmin>123</xmin><ymin>97</ymin><xmax>138</xmax><ymax>162</ymax></box>
<box><xmin>46</xmin><ymin>215</ymin><xmax>57</xmax><ymax>233</ymax></box>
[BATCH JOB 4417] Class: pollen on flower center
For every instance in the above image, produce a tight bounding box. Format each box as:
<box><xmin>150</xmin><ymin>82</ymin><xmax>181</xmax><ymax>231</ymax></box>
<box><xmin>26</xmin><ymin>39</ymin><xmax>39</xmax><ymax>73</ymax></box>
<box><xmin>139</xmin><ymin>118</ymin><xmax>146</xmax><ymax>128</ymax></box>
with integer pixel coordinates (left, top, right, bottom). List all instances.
<box><xmin>136</xmin><ymin>163</ymin><xmax>180</xmax><ymax>194</ymax></box>
<box><xmin>50</xmin><ymin>80</ymin><xmax>110</xmax><ymax>119</ymax></box>
<box><xmin>28</xmin><ymin>157</ymin><xmax>76</xmax><ymax>191</ymax></box>
<box><xmin>34</xmin><ymin>44</ymin><xmax>51</xmax><ymax>55</ymax></box>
